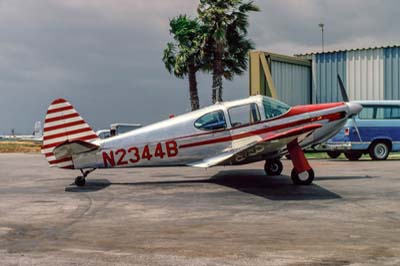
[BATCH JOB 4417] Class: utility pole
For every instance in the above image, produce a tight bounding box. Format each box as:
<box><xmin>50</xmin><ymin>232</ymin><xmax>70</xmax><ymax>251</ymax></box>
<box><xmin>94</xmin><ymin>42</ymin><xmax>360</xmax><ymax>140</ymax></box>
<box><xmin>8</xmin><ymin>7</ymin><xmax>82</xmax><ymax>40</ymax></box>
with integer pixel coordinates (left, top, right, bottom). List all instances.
<box><xmin>318</xmin><ymin>23</ymin><xmax>325</xmax><ymax>52</ymax></box>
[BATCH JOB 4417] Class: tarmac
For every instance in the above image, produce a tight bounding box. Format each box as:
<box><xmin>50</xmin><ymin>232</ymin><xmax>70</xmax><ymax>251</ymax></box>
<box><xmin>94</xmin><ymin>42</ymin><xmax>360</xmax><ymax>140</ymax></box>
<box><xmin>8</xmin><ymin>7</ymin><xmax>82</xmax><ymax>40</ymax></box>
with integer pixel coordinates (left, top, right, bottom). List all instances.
<box><xmin>0</xmin><ymin>153</ymin><xmax>399</xmax><ymax>266</ymax></box>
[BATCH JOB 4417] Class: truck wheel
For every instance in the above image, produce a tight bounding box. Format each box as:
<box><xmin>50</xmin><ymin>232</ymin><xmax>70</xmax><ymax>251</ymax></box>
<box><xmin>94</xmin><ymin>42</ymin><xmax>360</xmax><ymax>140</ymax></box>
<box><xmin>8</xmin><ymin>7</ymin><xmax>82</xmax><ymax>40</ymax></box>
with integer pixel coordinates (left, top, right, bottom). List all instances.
<box><xmin>344</xmin><ymin>152</ymin><xmax>362</xmax><ymax>161</ymax></box>
<box><xmin>369</xmin><ymin>142</ymin><xmax>390</xmax><ymax>160</ymax></box>
<box><xmin>327</xmin><ymin>151</ymin><xmax>341</xmax><ymax>159</ymax></box>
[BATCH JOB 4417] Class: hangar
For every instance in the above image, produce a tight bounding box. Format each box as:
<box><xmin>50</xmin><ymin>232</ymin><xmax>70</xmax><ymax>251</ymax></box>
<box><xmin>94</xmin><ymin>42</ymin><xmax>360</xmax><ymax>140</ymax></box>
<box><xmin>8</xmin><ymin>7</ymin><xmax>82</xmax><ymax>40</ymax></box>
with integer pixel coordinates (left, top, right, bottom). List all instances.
<box><xmin>249</xmin><ymin>46</ymin><xmax>400</xmax><ymax>105</ymax></box>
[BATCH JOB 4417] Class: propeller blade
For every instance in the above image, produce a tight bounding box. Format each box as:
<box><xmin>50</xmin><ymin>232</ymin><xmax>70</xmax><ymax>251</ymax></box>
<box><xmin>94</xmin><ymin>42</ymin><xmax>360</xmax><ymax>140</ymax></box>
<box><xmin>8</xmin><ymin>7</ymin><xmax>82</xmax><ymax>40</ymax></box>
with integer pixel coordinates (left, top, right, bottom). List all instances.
<box><xmin>352</xmin><ymin>117</ymin><xmax>362</xmax><ymax>142</ymax></box>
<box><xmin>337</xmin><ymin>75</ymin><xmax>349</xmax><ymax>102</ymax></box>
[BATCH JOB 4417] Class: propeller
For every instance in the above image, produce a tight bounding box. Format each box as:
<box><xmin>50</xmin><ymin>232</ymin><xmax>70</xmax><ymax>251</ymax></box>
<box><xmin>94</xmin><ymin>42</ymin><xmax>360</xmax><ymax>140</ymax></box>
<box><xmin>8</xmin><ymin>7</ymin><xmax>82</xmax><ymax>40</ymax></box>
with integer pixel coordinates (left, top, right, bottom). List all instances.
<box><xmin>337</xmin><ymin>75</ymin><xmax>362</xmax><ymax>142</ymax></box>
<box><xmin>337</xmin><ymin>75</ymin><xmax>349</xmax><ymax>102</ymax></box>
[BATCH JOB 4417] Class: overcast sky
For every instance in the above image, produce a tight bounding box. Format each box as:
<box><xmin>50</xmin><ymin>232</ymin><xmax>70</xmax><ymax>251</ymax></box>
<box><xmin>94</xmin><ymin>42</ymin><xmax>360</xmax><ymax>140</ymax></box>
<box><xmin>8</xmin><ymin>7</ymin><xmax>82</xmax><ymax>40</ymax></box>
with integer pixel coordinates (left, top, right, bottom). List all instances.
<box><xmin>1</xmin><ymin>0</ymin><xmax>400</xmax><ymax>134</ymax></box>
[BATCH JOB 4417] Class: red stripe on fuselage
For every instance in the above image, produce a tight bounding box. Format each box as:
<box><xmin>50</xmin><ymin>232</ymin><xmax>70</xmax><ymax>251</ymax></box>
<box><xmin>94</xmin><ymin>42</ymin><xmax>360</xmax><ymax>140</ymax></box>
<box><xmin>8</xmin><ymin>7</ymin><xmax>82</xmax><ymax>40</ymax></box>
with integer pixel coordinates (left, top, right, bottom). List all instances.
<box><xmin>179</xmin><ymin>111</ymin><xmax>346</xmax><ymax>149</ymax></box>
<box><xmin>275</xmin><ymin>102</ymin><xmax>345</xmax><ymax>120</ymax></box>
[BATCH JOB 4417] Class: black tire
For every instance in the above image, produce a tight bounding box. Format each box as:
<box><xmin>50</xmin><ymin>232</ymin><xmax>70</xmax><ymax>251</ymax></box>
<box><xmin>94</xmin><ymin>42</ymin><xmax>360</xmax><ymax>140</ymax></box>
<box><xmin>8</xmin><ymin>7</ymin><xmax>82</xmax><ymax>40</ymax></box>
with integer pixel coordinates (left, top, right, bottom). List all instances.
<box><xmin>291</xmin><ymin>168</ymin><xmax>314</xmax><ymax>185</ymax></box>
<box><xmin>344</xmin><ymin>151</ymin><xmax>362</xmax><ymax>161</ymax></box>
<box><xmin>75</xmin><ymin>176</ymin><xmax>86</xmax><ymax>187</ymax></box>
<box><xmin>369</xmin><ymin>141</ymin><xmax>390</xmax><ymax>160</ymax></box>
<box><xmin>264</xmin><ymin>159</ymin><xmax>283</xmax><ymax>176</ymax></box>
<box><xmin>327</xmin><ymin>151</ymin><xmax>341</xmax><ymax>159</ymax></box>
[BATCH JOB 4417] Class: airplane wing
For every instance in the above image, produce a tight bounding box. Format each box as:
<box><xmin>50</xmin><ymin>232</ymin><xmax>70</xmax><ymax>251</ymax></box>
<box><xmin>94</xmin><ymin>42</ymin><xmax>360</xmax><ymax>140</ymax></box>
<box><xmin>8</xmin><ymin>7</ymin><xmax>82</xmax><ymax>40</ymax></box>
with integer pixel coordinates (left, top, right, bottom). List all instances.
<box><xmin>188</xmin><ymin>123</ymin><xmax>322</xmax><ymax>168</ymax></box>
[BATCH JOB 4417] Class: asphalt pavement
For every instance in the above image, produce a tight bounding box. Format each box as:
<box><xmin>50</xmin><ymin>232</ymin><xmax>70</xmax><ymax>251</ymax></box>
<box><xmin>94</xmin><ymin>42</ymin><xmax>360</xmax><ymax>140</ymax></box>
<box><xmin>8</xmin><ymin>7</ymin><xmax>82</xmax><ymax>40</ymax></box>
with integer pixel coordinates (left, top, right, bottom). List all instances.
<box><xmin>0</xmin><ymin>153</ymin><xmax>399</xmax><ymax>266</ymax></box>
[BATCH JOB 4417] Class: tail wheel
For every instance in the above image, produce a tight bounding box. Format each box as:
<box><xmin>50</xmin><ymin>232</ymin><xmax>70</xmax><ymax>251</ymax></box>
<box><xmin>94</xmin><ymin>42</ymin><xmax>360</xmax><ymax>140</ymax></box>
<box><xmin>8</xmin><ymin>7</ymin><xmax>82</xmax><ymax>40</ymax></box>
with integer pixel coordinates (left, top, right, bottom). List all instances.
<box><xmin>75</xmin><ymin>176</ymin><xmax>86</xmax><ymax>187</ymax></box>
<box><xmin>369</xmin><ymin>142</ymin><xmax>390</xmax><ymax>160</ymax></box>
<box><xmin>264</xmin><ymin>159</ymin><xmax>283</xmax><ymax>176</ymax></box>
<box><xmin>327</xmin><ymin>151</ymin><xmax>341</xmax><ymax>159</ymax></box>
<box><xmin>344</xmin><ymin>152</ymin><xmax>362</xmax><ymax>161</ymax></box>
<box><xmin>291</xmin><ymin>168</ymin><xmax>314</xmax><ymax>185</ymax></box>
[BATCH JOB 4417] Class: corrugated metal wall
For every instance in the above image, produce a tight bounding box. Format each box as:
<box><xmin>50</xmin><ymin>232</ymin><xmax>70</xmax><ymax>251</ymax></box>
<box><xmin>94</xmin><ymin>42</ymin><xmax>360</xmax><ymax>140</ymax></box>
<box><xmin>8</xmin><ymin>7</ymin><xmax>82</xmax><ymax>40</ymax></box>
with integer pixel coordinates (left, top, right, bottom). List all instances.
<box><xmin>346</xmin><ymin>49</ymin><xmax>384</xmax><ymax>101</ymax></box>
<box><xmin>384</xmin><ymin>47</ymin><xmax>400</xmax><ymax>100</ymax></box>
<box><xmin>313</xmin><ymin>52</ymin><xmax>346</xmax><ymax>103</ymax></box>
<box><xmin>264</xmin><ymin>46</ymin><xmax>400</xmax><ymax>105</ymax></box>
<box><xmin>309</xmin><ymin>48</ymin><xmax>393</xmax><ymax>103</ymax></box>
<box><xmin>271</xmin><ymin>60</ymin><xmax>311</xmax><ymax>106</ymax></box>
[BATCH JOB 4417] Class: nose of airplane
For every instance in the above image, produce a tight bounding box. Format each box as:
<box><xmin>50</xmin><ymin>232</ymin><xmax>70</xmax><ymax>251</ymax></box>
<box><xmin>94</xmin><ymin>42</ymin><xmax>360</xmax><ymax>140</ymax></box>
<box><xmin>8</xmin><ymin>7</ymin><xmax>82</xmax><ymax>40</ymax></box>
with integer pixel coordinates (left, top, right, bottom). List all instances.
<box><xmin>346</xmin><ymin>102</ymin><xmax>363</xmax><ymax>116</ymax></box>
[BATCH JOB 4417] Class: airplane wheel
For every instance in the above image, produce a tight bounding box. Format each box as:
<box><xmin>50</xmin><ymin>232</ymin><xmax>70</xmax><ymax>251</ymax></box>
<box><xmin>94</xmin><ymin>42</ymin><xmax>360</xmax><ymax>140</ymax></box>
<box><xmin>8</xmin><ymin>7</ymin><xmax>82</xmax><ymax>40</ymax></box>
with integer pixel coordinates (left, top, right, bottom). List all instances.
<box><xmin>75</xmin><ymin>176</ymin><xmax>86</xmax><ymax>187</ymax></box>
<box><xmin>291</xmin><ymin>168</ymin><xmax>314</xmax><ymax>185</ymax></box>
<box><xmin>264</xmin><ymin>159</ymin><xmax>283</xmax><ymax>176</ymax></box>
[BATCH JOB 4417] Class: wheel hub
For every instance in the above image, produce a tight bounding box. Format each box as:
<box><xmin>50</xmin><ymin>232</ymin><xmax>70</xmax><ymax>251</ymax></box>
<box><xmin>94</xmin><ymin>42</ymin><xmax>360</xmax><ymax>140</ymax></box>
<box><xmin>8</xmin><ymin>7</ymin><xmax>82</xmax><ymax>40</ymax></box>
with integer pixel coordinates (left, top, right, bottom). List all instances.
<box><xmin>375</xmin><ymin>144</ymin><xmax>387</xmax><ymax>158</ymax></box>
<box><xmin>270</xmin><ymin>163</ymin><xmax>279</xmax><ymax>172</ymax></box>
<box><xmin>298</xmin><ymin>171</ymin><xmax>309</xmax><ymax>181</ymax></box>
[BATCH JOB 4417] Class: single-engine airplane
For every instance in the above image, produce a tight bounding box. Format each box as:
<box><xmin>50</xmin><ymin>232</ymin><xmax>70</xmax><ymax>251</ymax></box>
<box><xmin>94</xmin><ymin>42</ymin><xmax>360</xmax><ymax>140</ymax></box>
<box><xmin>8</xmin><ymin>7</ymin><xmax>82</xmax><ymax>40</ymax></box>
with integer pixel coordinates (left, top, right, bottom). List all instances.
<box><xmin>41</xmin><ymin>77</ymin><xmax>362</xmax><ymax>187</ymax></box>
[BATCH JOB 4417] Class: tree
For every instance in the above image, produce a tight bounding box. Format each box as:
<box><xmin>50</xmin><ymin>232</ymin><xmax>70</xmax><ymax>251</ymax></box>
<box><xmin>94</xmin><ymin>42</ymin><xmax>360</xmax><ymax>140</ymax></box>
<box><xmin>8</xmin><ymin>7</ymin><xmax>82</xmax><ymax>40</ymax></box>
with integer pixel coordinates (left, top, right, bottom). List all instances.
<box><xmin>162</xmin><ymin>15</ymin><xmax>206</xmax><ymax>111</ymax></box>
<box><xmin>198</xmin><ymin>0</ymin><xmax>259</xmax><ymax>103</ymax></box>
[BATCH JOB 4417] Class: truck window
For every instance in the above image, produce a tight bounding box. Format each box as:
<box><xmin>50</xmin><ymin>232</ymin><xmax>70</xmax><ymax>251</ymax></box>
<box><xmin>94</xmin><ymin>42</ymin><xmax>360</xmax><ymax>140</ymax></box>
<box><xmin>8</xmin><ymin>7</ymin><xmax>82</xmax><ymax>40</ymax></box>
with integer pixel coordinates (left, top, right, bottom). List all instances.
<box><xmin>359</xmin><ymin>106</ymin><xmax>375</xmax><ymax>119</ymax></box>
<box><xmin>359</xmin><ymin>105</ymin><xmax>400</xmax><ymax>120</ymax></box>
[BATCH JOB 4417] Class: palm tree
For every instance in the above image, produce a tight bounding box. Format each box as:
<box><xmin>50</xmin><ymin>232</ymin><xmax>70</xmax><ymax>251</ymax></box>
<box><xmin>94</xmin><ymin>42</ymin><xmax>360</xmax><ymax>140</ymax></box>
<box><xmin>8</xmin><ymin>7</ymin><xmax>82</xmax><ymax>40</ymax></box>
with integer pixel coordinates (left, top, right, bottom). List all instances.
<box><xmin>163</xmin><ymin>15</ymin><xmax>206</xmax><ymax>111</ymax></box>
<box><xmin>198</xmin><ymin>0</ymin><xmax>259</xmax><ymax>103</ymax></box>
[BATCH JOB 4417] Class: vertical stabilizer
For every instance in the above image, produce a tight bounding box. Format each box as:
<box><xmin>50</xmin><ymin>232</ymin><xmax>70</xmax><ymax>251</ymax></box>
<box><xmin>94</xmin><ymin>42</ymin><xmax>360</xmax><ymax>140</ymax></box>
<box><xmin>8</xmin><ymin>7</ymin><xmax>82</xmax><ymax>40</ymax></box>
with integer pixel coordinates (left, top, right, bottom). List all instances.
<box><xmin>41</xmin><ymin>98</ymin><xmax>99</xmax><ymax>169</ymax></box>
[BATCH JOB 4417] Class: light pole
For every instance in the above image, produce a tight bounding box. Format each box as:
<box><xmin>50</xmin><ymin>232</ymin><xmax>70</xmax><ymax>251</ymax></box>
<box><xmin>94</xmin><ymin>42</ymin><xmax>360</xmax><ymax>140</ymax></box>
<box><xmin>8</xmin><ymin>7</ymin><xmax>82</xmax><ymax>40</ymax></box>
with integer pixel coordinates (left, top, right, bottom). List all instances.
<box><xmin>318</xmin><ymin>23</ymin><xmax>325</xmax><ymax>52</ymax></box>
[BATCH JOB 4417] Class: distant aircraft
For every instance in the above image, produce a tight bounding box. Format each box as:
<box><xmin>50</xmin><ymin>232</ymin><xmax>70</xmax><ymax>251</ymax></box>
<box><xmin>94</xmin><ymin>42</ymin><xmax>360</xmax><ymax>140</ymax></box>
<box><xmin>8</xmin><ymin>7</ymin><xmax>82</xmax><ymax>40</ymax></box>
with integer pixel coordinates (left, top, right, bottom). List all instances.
<box><xmin>41</xmin><ymin>78</ymin><xmax>362</xmax><ymax>187</ymax></box>
<box><xmin>0</xmin><ymin>121</ymin><xmax>42</xmax><ymax>142</ymax></box>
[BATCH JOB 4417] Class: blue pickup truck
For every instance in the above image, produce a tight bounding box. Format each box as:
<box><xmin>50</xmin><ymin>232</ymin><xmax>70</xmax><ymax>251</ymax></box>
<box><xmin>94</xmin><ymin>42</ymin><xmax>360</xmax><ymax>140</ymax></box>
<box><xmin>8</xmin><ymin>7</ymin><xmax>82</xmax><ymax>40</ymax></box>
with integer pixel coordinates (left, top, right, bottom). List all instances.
<box><xmin>324</xmin><ymin>100</ymin><xmax>400</xmax><ymax>161</ymax></box>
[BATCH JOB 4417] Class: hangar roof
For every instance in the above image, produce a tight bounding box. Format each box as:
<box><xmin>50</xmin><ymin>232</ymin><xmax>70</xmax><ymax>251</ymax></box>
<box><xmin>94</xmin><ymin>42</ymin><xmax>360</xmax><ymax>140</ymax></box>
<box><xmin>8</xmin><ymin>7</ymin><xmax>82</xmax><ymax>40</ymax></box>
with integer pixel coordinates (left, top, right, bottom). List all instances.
<box><xmin>296</xmin><ymin>44</ymin><xmax>400</xmax><ymax>57</ymax></box>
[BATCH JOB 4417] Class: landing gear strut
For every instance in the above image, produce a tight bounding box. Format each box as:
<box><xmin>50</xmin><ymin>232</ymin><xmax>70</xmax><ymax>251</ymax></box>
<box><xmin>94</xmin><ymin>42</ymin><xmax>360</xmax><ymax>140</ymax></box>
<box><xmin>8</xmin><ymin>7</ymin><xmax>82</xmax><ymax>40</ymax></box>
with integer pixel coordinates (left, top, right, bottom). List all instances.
<box><xmin>75</xmin><ymin>168</ymin><xmax>96</xmax><ymax>187</ymax></box>
<box><xmin>287</xmin><ymin>140</ymin><xmax>314</xmax><ymax>185</ymax></box>
<box><xmin>264</xmin><ymin>159</ymin><xmax>283</xmax><ymax>176</ymax></box>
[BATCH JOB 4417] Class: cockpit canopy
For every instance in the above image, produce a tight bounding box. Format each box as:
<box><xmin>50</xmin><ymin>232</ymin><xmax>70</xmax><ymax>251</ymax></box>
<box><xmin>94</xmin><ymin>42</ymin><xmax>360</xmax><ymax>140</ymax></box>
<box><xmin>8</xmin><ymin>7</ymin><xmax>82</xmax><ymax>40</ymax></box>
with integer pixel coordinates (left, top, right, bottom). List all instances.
<box><xmin>262</xmin><ymin>96</ymin><xmax>290</xmax><ymax>119</ymax></box>
<box><xmin>194</xmin><ymin>96</ymin><xmax>291</xmax><ymax>131</ymax></box>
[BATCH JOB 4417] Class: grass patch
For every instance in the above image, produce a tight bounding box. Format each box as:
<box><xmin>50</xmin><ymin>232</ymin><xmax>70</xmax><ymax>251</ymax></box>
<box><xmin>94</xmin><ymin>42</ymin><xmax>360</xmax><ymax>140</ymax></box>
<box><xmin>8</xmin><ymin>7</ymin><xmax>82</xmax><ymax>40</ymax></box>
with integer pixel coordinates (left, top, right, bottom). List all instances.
<box><xmin>0</xmin><ymin>141</ymin><xmax>42</xmax><ymax>153</ymax></box>
<box><xmin>305</xmin><ymin>151</ymin><xmax>400</xmax><ymax>160</ymax></box>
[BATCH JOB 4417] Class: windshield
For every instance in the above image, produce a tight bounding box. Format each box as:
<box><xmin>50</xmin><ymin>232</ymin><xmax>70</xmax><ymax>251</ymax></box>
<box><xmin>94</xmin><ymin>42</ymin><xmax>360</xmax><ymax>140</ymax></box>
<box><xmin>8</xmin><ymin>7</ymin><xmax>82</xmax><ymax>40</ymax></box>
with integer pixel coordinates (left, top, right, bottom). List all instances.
<box><xmin>262</xmin><ymin>96</ymin><xmax>290</xmax><ymax>119</ymax></box>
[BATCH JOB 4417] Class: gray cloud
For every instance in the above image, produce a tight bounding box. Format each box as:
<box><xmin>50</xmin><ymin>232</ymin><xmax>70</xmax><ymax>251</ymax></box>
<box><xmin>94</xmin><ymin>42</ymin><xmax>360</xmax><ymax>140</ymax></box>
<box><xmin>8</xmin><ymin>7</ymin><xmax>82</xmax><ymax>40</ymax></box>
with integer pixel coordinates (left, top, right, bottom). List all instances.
<box><xmin>0</xmin><ymin>0</ymin><xmax>399</xmax><ymax>133</ymax></box>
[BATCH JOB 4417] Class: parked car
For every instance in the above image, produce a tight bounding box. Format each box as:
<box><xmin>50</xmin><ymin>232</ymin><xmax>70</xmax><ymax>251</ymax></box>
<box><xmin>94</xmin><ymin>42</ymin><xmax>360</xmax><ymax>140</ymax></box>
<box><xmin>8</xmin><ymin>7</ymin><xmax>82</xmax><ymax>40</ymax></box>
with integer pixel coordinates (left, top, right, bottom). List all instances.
<box><xmin>110</xmin><ymin>123</ymin><xmax>142</xmax><ymax>136</ymax></box>
<box><xmin>96</xmin><ymin>123</ymin><xmax>142</xmax><ymax>139</ymax></box>
<box><xmin>324</xmin><ymin>100</ymin><xmax>400</xmax><ymax>161</ymax></box>
<box><xmin>96</xmin><ymin>129</ymin><xmax>111</xmax><ymax>139</ymax></box>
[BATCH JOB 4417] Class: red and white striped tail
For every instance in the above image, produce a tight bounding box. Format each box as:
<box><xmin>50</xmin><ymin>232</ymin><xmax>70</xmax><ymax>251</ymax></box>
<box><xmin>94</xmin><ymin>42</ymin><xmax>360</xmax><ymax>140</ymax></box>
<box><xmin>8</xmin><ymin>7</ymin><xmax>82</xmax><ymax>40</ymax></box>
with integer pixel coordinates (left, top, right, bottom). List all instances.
<box><xmin>41</xmin><ymin>98</ymin><xmax>99</xmax><ymax>169</ymax></box>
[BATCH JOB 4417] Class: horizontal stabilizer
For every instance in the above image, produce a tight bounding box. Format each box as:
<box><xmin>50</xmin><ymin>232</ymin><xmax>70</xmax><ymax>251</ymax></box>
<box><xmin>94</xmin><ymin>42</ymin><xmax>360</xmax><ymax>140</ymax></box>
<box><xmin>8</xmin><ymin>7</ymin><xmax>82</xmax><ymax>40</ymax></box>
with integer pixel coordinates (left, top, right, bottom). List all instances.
<box><xmin>53</xmin><ymin>140</ymin><xmax>99</xmax><ymax>160</ymax></box>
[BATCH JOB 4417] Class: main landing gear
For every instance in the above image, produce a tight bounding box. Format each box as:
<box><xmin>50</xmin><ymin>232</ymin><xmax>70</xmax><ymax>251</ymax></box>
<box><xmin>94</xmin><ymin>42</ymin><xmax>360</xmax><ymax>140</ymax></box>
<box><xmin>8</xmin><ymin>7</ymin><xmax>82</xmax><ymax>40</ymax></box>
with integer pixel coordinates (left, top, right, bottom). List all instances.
<box><xmin>75</xmin><ymin>168</ymin><xmax>96</xmax><ymax>187</ymax></box>
<box><xmin>287</xmin><ymin>140</ymin><xmax>314</xmax><ymax>185</ymax></box>
<box><xmin>263</xmin><ymin>140</ymin><xmax>315</xmax><ymax>185</ymax></box>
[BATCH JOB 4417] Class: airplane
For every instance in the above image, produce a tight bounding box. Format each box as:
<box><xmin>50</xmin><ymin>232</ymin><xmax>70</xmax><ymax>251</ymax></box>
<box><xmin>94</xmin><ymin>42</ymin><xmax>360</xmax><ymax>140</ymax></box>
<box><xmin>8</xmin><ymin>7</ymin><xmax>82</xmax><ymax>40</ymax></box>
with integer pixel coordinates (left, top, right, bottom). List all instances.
<box><xmin>0</xmin><ymin>121</ymin><xmax>43</xmax><ymax>142</ymax></box>
<box><xmin>41</xmin><ymin>77</ymin><xmax>362</xmax><ymax>187</ymax></box>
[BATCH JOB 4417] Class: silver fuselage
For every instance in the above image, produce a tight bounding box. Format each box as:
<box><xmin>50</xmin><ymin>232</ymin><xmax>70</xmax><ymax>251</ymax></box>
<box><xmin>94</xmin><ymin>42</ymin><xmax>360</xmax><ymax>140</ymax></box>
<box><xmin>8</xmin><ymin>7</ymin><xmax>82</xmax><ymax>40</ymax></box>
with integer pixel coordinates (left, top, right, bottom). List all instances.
<box><xmin>72</xmin><ymin>96</ymin><xmax>360</xmax><ymax>169</ymax></box>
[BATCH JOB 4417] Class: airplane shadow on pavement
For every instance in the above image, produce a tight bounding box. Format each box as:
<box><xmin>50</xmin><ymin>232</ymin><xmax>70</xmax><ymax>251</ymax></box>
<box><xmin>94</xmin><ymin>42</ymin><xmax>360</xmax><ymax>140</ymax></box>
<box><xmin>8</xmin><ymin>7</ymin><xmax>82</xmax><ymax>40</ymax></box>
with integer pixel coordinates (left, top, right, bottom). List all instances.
<box><xmin>62</xmin><ymin>169</ymin><xmax>374</xmax><ymax>201</ymax></box>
